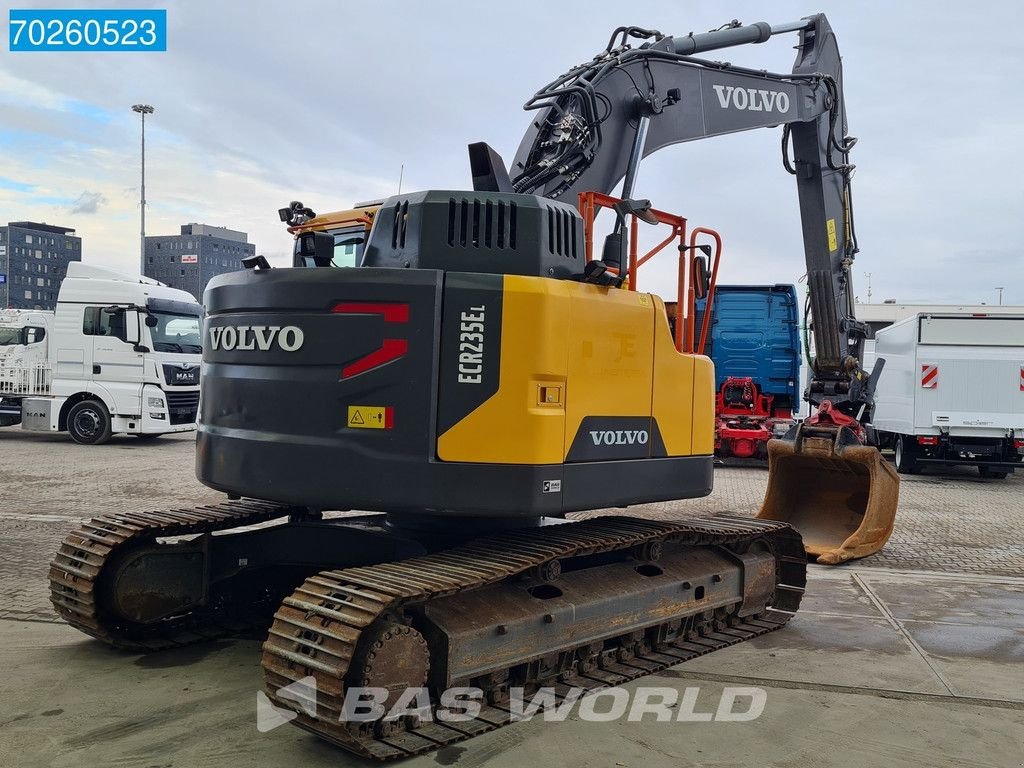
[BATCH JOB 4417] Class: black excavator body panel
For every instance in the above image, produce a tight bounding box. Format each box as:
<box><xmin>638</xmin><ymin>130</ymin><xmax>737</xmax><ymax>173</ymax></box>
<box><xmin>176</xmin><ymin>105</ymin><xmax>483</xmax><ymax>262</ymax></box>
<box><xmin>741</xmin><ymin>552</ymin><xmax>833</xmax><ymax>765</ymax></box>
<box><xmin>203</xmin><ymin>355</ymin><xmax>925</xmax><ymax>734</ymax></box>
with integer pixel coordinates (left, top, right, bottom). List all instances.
<box><xmin>197</xmin><ymin>191</ymin><xmax>714</xmax><ymax>517</ymax></box>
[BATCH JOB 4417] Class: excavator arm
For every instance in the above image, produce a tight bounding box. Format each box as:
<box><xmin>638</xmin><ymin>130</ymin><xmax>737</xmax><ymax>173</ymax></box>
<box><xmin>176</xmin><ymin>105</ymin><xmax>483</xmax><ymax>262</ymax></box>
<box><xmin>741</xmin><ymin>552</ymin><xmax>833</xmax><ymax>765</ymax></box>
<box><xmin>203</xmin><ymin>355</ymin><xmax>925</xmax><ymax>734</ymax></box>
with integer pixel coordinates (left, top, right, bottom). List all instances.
<box><xmin>490</xmin><ymin>14</ymin><xmax>898</xmax><ymax>563</ymax></box>
<box><xmin>503</xmin><ymin>15</ymin><xmax>880</xmax><ymax>418</ymax></box>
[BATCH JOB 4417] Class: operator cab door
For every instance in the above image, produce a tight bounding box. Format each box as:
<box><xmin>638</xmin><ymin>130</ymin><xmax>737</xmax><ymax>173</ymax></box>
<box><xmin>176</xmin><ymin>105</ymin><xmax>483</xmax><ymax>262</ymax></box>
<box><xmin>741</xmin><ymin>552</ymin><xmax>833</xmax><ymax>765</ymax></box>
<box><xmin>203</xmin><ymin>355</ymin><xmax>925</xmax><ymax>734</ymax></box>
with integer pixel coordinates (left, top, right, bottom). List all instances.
<box><xmin>83</xmin><ymin>306</ymin><xmax>144</xmax><ymax>415</ymax></box>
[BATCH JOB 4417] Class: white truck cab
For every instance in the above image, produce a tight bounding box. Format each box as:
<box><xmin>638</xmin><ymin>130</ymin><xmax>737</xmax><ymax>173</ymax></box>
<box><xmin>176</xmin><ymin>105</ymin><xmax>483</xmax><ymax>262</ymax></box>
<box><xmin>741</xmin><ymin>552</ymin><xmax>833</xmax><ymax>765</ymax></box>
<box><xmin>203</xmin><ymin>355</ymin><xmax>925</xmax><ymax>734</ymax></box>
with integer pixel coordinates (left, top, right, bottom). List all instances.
<box><xmin>0</xmin><ymin>263</ymin><xmax>202</xmax><ymax>444</ymax></box>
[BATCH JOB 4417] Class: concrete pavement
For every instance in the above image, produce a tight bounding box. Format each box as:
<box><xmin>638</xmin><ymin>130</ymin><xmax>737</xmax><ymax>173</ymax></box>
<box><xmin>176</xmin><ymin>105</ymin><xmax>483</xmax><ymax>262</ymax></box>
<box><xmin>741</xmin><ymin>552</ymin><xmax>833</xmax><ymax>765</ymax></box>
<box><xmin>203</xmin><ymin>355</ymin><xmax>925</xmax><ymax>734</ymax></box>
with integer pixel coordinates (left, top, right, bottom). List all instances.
<box><xmin>1</xmin><ymin>565</ymin><xmax>1021</xmax><ymax>768</ymax></box>
<box><xmin>1</xmin><ymin>429</ymin><xmax>1022</xmax><ymax>767</ymax></box>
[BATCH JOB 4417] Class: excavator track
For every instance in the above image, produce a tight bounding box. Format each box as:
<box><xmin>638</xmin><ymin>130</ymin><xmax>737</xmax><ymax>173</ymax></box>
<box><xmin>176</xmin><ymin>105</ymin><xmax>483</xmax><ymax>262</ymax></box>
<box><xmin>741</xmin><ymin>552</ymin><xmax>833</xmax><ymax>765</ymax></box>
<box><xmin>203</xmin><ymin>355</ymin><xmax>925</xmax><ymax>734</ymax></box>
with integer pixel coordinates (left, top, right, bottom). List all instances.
<box><xmin>261</xmin><ymin>515</ymin><xmax>806</xmax><ymax>760</ymax></box>
<box><xmin>49</xmin><ymin>499</ymin><xmax>301</xmax><ymax>650</ymax></box>
<box><xmin>49</xmin><ymin>504</ymin><xmax>804</xmax><ymax>759</ymax></box>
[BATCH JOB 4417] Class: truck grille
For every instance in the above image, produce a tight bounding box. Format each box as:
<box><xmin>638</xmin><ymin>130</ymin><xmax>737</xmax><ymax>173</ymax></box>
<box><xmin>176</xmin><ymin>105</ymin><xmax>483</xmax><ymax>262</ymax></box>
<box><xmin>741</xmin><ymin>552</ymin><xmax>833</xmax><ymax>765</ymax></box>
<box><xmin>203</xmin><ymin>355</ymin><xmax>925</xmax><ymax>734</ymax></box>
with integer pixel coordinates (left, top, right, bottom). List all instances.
<box><xmin>164</xmin><ymin>390</ymin><xmax>200</xmax><ymax>425</ymax></box>
<box><xmin>162</xmin><ymin>363</ymin><xmax>200</xmax><ymax>386</ymax></box>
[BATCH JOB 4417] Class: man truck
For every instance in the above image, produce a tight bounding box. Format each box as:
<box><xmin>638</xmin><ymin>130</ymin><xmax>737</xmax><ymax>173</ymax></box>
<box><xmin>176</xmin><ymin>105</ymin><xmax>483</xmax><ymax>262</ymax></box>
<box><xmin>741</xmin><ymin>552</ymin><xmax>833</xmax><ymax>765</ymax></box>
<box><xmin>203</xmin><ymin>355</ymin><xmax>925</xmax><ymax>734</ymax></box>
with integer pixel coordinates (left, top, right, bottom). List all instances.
<box><xmin>0</xmin><ymin>262</ymin><xmax>202</xmax><ymax>444</ymax></box>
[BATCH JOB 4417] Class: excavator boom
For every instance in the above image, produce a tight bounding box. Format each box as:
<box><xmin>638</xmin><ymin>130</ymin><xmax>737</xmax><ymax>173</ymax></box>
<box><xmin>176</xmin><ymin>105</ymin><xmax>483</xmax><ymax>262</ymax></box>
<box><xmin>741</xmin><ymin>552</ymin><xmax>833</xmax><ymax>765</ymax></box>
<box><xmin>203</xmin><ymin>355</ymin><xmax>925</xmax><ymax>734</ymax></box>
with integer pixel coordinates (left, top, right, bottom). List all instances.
<box><xmin>501</xmin><ymin>14</ymin><xmax>898</xmax><ymax>562</ymax></box>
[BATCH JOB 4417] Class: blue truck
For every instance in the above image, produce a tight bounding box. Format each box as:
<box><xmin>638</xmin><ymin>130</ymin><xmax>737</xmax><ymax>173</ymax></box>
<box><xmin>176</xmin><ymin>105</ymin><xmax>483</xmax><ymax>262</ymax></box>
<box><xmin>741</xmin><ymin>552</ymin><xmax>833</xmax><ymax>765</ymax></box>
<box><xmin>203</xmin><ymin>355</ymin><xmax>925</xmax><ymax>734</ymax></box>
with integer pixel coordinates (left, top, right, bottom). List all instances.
<box><xmin>695</xmin><ymin>284</ymin><xmax>802</xmax><ymax>459</ymax></box>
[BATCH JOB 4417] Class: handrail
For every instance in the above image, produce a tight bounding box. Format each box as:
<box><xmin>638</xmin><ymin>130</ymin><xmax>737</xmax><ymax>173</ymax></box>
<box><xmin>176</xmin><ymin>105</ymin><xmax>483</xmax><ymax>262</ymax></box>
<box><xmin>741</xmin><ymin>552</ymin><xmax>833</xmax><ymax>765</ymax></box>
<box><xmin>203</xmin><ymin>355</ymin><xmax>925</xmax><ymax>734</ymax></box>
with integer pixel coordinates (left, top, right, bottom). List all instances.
<box><xmin>577</xmin><ymin>191</ymin><xmax>723</xmax><ymax>354</ymax></box>
<box><xmin>689</xmin><ymin>226</ymin><xmax>723</xmax><ymax>356</ymax></box>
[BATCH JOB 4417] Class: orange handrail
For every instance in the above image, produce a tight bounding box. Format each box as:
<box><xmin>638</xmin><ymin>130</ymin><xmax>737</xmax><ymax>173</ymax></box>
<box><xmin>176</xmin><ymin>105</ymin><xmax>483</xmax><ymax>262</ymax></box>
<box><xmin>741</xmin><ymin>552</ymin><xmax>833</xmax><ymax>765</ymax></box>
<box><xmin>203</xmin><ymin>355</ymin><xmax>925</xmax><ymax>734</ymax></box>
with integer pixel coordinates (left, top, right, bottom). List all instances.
<box><xmin>577</xmin><ymin>191</ymin><xmax>723</xmax><ymax>355</ymax></box>
<box><xmin>689</xmin><ymin>227</ymin><xmax>723</xmax><ymax>356</ymax></box>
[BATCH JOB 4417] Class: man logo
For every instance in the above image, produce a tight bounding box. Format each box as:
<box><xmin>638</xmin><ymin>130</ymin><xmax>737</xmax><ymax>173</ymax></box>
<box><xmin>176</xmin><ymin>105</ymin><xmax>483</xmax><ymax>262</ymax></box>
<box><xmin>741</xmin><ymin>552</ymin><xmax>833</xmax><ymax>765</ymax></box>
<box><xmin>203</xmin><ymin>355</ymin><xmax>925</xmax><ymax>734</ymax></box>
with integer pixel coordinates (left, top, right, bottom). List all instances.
<box><xmin>256</xmin><ymin>675</ymin><xmax>318</xmax><ymax>733</ymax></box>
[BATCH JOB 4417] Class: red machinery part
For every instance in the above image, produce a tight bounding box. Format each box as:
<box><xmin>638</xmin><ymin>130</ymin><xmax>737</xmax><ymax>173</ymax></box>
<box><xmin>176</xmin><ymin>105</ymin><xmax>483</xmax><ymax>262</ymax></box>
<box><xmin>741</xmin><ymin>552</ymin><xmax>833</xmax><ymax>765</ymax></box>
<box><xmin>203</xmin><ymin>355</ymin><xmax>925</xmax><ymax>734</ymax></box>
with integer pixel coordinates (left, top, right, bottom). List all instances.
<box><xmin>715</xmin><ymin>377</ymin><xmax>793</xmax><ymax>459</ymax></box>
<box><xmin>804</xmin><ymin>399</ymin><xmax>866</xmax><ymax>444</ymax></box>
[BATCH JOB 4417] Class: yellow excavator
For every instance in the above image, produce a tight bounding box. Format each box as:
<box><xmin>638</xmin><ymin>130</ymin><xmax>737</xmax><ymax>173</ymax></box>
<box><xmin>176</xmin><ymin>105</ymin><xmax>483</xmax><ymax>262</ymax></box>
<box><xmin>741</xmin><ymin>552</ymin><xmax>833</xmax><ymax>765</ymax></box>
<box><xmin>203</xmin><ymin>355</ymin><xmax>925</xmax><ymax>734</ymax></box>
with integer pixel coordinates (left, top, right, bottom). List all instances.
<box><xmin>49</xmin><ymin>14</ymin><xmax>897</xmax><ymax>760</ymax></box>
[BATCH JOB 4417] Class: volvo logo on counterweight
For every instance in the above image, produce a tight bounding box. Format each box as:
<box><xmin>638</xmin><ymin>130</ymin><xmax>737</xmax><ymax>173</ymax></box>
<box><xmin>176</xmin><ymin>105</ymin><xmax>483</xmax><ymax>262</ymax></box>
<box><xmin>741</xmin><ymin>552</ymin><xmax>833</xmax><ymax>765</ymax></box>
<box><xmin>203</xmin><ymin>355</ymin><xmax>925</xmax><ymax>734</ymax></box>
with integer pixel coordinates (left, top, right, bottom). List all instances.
<box><xmin>590</xmin><ymin>430</ymin><xmax>649</xmax><ymax>446</ymax></box>
<box><xmin>209</xmin><ymin>325</ymin><xmax>304</xmax><ymax>352</ymax></box>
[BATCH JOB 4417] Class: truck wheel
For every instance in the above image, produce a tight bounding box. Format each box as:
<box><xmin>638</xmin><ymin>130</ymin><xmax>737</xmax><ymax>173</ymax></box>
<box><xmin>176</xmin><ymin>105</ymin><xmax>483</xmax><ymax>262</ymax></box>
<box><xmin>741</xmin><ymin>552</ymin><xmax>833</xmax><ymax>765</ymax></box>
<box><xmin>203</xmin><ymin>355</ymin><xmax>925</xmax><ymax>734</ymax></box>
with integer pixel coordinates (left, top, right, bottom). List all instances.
<box><xmin>978</xmin><ymin>466</ymin><xmax>1009</xmax><ymax>480</ymax></box>
<box><xmin>894</xmin><ymin>436</ymin><xmax>920</xmax><ymax>475</ymax></box>
<box><xmin>67</xmin><ymin>400</ymin><xmax>113</xmax><ymax>446</ymax></box>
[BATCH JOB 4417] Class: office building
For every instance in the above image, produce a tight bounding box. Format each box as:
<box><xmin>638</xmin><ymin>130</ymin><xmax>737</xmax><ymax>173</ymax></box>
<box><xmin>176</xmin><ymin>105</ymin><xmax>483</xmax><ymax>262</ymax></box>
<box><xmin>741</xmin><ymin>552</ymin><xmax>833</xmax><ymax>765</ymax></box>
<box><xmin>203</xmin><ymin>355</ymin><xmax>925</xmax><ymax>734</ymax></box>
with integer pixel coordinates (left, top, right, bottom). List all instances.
<box><xmin>144</xmin><ymin>223</ymin><xmax>255</xmax><ymax>300</ymax></box>
<box><xmin>0</xmin><ymin>222</ymin><xmax>83</xmax><ymax>310</ymax></box>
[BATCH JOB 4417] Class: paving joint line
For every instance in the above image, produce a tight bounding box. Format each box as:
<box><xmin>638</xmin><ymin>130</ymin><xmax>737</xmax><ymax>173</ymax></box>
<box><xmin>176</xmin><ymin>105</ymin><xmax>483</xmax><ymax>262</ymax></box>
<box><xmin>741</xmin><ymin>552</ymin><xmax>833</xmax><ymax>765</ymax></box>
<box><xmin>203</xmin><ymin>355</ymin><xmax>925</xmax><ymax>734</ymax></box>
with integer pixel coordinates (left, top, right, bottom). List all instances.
<box><xmin>850</xmin><ymin>572</ymin><xmax>958</xmax><ymax>697</ymax></box>
<box><xmin>660</xmin><ymin>669</ymin><xmax>1023</xmax><ymax>710</ymax></box>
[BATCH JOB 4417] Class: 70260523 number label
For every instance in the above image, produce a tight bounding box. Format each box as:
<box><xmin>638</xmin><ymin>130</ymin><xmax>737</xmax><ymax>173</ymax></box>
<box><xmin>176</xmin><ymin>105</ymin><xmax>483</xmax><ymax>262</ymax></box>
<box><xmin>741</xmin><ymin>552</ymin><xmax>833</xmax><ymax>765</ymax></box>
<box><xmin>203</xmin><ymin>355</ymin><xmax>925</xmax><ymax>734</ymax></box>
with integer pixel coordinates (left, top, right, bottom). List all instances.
<box><xmin>9</xmin><ymin>9</ymin><xmax>167</xmax><ymax>52</ymax></box>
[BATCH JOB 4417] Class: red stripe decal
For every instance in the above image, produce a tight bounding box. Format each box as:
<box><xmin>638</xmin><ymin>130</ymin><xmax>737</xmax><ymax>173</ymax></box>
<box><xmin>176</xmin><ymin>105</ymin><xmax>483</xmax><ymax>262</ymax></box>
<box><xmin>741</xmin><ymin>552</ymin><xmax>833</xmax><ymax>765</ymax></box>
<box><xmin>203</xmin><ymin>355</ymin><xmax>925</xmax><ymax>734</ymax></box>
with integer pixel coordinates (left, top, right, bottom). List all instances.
<box><xmin>342</xmin><ymin>339</ymin><xmax>408</xmax><ymax>379</ymax></box>
<box><xmin>331</xmin><ymin>302</ymin><xmax>409</xmax><ymax>323</ymax></box>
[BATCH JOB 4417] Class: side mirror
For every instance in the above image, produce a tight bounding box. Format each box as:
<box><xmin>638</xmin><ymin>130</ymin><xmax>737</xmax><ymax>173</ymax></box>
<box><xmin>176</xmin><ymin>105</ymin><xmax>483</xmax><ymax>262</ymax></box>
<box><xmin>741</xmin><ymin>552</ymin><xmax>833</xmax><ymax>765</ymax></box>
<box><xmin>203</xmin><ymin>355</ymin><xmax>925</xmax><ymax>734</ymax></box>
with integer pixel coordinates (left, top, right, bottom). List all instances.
<box><xmin>613</xmin><ymin>198</ymin><xmax>658</xmax><ymax>226</ymax></box>
<box><xmin>692</xmin><ymin>254</ymin><xmax>710</xmax><ymax>300</ymax></box>
<box><xmin>601</xmin><ymin>232</ymin><xmax>625</xmax><ymax>270</ymax></box>
<box><xmin>145</xmin><ymin>315</ymin><xmax>159</xmax><ymax>327</ymax></box>
<box><xmin>295</xmin><ymin>231</ymin><xmax>335</xmax><ymax>268</ymax></box>
<box><xmin>124</xmin><ymin>310</ymin><xmax>141</xmax><ymax>345</ymax></box>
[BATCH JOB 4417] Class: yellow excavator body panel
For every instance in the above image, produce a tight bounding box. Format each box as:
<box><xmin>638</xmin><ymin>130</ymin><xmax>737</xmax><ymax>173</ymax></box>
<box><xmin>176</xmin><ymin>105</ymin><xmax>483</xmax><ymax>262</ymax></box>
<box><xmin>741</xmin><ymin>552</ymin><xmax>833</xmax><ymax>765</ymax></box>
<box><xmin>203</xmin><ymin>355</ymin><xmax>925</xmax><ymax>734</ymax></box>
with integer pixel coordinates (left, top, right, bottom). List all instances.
<box><xmin>437</xmin><ymin>275</ymin><xmax>712</xmax><ymax>465</ymax></box>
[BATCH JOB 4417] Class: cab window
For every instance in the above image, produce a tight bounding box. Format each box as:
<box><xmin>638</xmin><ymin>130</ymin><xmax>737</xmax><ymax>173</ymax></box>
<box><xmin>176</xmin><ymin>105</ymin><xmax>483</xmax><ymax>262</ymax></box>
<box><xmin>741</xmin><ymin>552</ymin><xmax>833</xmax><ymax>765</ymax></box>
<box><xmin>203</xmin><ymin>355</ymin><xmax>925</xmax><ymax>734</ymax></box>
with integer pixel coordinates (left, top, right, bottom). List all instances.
<box><xmin>332</xmin><ymin>235</ymin><xmax>364</xmax><ymax>268</ymax></box>
<box><xmin>83</xmin><ymin>307</ymin><xmax>128</xmax><ymax>342</ymax></box>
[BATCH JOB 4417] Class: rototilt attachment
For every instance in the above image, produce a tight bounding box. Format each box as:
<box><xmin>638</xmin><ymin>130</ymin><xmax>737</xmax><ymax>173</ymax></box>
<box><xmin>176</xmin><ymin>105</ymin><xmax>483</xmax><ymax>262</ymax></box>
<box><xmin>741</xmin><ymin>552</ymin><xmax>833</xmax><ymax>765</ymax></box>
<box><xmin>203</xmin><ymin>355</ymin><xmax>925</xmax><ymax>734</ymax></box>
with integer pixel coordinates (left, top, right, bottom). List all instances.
<box><xmin>757</xmin><ymin>402</ymin><xmax>899</xmax><ymax>565</ymax></box>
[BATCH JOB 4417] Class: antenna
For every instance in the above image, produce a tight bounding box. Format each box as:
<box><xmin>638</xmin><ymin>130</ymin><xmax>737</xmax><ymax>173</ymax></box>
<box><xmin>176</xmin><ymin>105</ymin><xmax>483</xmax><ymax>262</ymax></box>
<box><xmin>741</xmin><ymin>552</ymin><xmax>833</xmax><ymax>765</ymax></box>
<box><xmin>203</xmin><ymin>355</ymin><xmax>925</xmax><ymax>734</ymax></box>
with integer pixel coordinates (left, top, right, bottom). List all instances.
<box><xmin>996</xmin><ymin>286</ymin><xmax>1004</xmax><ymax>305</ymax></box>
<box><xmin>864</xmin><ymin>271</ymin><xmax>873</xmax><ymax>303</ymax></box>
<box><xmin>397</xmin><ymin>164</ymin><xmax>404</xmax><ymax>195</ymax></box>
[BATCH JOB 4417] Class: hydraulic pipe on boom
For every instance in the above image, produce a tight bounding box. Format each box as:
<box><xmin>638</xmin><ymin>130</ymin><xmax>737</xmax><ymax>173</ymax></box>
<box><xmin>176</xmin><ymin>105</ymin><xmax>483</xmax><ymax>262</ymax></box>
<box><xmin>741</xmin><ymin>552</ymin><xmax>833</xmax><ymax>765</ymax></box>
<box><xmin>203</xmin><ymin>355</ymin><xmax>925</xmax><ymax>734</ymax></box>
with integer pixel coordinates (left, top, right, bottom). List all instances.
<box><xmin>505</xmin><ymin>14</ymin><xmax>898</xmax><ymax>563</ymax></box>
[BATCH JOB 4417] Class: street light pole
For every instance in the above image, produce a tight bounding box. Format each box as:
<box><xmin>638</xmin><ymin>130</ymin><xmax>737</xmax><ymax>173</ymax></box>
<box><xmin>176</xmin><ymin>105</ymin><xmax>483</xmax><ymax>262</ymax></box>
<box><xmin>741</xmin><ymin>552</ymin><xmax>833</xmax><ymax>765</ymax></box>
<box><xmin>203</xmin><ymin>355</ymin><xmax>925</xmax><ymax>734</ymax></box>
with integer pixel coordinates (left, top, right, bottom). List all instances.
<box><xmin>132</xmin><ymin>104</ymin><xmax>154</xmax><ymax>273</ymax></box>
<box><xmin>996</xmin><ymin>287</ymin><xmax>1004</xmax><ymax>305</ymax></box>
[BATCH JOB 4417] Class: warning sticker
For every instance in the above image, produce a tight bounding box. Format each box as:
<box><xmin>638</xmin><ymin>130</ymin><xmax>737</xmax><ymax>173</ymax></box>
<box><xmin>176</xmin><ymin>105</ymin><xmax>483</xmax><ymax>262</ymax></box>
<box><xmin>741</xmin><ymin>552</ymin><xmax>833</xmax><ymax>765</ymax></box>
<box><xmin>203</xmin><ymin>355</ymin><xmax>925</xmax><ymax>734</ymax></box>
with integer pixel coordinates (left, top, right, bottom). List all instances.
<box><xmin>826</xmin><ymin>218</ymin><xmax>838</xmax><ymax>252</ymax></box>
<box><xmin>637</xmin><ymin>294</ymin><xmax>651</xmax><ymax>306</ymax></box>
<box><xmin>347</xmin><ymin>405</ymin><xmax>392</xmax><ymax>430</ymax></box>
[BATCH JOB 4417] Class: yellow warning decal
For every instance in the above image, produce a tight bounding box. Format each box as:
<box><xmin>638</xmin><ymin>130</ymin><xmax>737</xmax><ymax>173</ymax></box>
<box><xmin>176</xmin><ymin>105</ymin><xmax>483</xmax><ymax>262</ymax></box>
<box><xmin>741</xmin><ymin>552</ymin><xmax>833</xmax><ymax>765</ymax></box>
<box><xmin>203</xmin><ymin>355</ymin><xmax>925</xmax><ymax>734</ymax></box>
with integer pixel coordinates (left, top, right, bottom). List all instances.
<box><xmin>638</xmin><ymin>293</ymin><xmax>651</xmax><ymax>306</ymax></box>
<box><xmin>347</xmin><ymin>405</ymin><xmax>391</xmax><ymax>430</ymax></box>
<box><xmin>826</xmin><ymin>218</ymin><xmax>838</xmax><ymax>252</ymax></box>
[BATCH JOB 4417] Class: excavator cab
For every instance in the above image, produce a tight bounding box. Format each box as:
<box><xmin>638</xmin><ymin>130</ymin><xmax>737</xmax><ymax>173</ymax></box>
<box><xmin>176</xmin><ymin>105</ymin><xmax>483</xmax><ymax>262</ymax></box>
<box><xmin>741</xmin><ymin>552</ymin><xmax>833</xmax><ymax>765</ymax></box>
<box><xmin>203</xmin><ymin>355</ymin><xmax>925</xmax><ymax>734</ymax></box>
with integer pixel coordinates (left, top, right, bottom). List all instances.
<box><xmin>758</xmin><ymin>404</ymin><xmax>899</xmax><ymax>564</ymax></box>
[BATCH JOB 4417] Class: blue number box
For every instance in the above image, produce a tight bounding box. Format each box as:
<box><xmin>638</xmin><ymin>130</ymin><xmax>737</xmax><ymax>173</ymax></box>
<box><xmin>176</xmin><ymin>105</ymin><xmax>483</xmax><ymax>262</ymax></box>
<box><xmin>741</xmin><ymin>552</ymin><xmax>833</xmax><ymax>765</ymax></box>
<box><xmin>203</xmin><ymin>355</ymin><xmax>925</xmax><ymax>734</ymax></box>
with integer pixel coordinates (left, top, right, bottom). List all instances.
<box><xmin>9</xmin><ymin>9</ymin><xmax>167</xmax><ymax>52</ymax></box>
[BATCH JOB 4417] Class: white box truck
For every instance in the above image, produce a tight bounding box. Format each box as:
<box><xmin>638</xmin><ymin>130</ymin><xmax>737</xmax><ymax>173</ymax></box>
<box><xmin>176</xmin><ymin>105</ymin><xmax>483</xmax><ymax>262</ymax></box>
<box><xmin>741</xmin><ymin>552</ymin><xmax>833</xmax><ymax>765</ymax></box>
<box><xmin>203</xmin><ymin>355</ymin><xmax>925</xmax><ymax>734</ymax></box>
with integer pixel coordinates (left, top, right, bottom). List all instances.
<box><xmin>0</xmin><ymin>263</ymin><xmax>202</xmax><ymax>444</ymax></box>
<box><xmin>870</xmin><ymin>313</ymin><xmax>1024</xmax><ymax>478</ymax></box>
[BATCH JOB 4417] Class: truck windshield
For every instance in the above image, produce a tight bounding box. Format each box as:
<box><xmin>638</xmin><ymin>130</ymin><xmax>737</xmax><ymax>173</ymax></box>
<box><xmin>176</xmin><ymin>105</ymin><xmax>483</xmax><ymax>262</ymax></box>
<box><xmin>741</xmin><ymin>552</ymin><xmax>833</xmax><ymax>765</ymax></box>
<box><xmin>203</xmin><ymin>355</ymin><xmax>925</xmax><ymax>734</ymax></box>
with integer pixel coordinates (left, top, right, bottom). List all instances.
<box><xmin>0</xmin><ymin>327</ymin><xmax>20</xmax><ymax>345</ymax></box>
<box><xmin>150</xmin><ymin>312</ymin><xmax>202</xmax><ymax>353</ymax></box>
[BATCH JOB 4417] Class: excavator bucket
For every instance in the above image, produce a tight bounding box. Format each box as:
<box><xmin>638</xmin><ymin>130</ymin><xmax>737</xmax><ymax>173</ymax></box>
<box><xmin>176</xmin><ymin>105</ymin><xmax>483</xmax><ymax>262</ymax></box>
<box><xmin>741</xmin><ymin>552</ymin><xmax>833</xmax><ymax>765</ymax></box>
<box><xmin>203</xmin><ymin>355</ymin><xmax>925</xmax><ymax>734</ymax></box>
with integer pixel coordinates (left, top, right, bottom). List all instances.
<box><xmin>757</xmin><ymin>423</ymin><xmax>899</xmax><ymax>565</ymax></box>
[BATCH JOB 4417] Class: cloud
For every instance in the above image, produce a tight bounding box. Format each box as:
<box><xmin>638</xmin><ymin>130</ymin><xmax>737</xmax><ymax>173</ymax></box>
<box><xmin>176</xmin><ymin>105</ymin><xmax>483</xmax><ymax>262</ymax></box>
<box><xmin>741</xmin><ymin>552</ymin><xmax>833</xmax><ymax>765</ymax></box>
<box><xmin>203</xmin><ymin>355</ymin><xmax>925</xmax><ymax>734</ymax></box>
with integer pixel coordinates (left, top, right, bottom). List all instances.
<box><xmin>0</xmin><ymin>0</ymin><xmax>1021</xmax><ymax>305</ymax></box>
<box><xmin>70</xmin><ymin>191</ymin><xmax>108</xmax><ymax>215</ymax></box>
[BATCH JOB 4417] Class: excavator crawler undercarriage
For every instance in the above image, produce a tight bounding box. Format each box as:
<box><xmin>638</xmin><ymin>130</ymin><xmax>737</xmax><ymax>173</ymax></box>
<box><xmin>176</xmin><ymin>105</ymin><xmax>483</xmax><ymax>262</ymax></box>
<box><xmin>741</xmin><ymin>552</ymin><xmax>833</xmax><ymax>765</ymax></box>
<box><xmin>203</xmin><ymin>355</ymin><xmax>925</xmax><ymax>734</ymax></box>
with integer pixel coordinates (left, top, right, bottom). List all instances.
<box><xmin>50</xmin><ymin>501</ymin><xmax>805</xmax><ymax>760</ymax></box>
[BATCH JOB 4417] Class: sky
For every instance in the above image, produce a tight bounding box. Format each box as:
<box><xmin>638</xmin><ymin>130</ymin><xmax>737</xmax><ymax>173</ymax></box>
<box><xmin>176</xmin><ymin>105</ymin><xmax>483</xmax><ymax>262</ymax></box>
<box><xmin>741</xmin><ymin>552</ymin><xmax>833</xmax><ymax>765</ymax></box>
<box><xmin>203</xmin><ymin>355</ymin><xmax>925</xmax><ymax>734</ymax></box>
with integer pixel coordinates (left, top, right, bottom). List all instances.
<box><xmin>0</xmin><ymin>0</ymin><xmax>1022</xmax><ymax>306</ymax></box>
